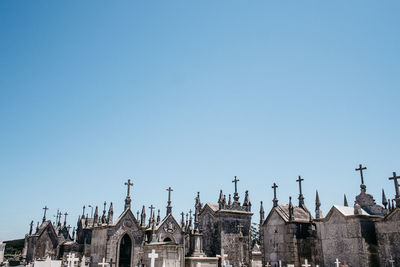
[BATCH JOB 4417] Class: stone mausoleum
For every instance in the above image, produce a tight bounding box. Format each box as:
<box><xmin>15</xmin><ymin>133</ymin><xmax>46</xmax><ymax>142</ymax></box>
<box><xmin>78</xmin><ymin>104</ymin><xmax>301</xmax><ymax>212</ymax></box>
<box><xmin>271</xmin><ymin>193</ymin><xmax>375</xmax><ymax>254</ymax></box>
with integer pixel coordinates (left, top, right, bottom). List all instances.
<box><xmin>22</xmin><ymin>165</ymin><xmax>400</xmax><ymax>267</ymax></box>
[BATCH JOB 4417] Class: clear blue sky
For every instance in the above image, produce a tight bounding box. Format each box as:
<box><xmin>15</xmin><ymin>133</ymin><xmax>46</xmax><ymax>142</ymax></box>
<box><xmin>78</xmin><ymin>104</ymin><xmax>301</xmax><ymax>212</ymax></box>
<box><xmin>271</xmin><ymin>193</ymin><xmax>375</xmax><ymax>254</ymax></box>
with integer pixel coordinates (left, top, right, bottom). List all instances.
<box><xmin>0</xmin><ymin>1</ymin><xmax>399</xmax><ymax>240</ymax></box>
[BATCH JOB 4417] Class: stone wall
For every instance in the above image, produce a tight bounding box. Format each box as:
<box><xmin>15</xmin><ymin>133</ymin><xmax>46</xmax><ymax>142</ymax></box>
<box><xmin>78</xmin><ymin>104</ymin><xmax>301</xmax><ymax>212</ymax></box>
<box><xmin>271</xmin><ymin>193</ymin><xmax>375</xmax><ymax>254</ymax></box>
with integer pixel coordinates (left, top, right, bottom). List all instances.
<box><xmin>375</xmin><ymin>209</ymin><xmax>400</xmax><ymax>267</ymax></box>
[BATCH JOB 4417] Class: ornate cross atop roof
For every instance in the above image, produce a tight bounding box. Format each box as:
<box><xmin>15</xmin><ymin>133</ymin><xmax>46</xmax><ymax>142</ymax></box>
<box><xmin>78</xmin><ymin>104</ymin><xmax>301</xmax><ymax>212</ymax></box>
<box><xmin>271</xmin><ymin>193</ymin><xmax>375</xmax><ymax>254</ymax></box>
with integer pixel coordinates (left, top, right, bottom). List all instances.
<box><xmin>389</xmin><ymin>172</ymin><xmax>400</xmax><ymax>200</ymax></box>
<box><xmin>297</xmin><ymin>176</ymin><xmax>305</xmax><ymax>207</ymax></box>
<box><xmin>232</xmin><ymin>176</ymin><xmax>240</xmax><ymax>203</ymax></box>
<box><xmin>42</xmin><ymin>206</ymin><xmax>49</xmax><ymax>223</ymax></box>
<box><xmin>355</xmin><ymin>164</ymin><xmax>367</xmax><ymax>192</ymax></box>
<box><xmin>272</xmin><ymin>183</ymin><xmax>278</xmax><ymax>207</ymax></box>
<box><xmin>166</xmin><ymin>187</ymin><xmax>173</xmax><ymax>215</ymax></box>
<box><xmin>124</xmin><ymin>179</ymin><xmax>134</xmax><ymax>197</ymax></box>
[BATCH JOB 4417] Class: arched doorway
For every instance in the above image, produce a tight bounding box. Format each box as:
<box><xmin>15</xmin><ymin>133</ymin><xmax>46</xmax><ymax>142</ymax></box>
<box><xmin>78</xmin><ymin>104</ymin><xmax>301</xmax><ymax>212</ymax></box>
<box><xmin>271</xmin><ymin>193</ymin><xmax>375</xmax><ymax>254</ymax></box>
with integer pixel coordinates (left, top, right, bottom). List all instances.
<box><xmin>119</xmin><ymin>234</ymin><xmax>132</xmax><ymax>267</ymax></box>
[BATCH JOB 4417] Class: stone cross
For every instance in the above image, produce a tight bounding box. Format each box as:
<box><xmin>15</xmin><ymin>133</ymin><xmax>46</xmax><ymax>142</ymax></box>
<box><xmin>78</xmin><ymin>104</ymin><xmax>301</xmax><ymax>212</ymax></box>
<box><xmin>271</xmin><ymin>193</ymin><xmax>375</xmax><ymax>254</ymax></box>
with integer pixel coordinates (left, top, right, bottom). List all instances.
<box><xmin>148</xmin><ymin>249</ymin><xmax>159</xmax><ymax>267</ymax></box>
<box><xmin>67</xmin><ymin>253</ymin><xmax>79</xmax><ymax>267</ymax></box>
<box><xmin>389</xmin><ymin>256</ymin><xmax>395</xmax><ymax>267</ymax></box>
<box><xmin>98</xmin><ymin>258</ymin><xmax>109</xmax><ymax>267</ymax></box>
<box><xmin>301</xmin><ymin>259</ymin><xmax>311</xmax><ymax>267</ymax></box>
<box><xmin>149</xmin><ymin>205</ymin><xmax>155</xmax><ymax>223</ymax></box>
<box><xmin>42</xmin><ymin>206</ymin><xmax>49</xmax><ymax>223</ymax></box>
<box><xmin>272</xmin><ymin>183</ymin><xmax>278</xmax><ymax>207</ymax></box>
<box><xmin>356</xmin><ymin>164</ymin><xmax>367</xmax><ymax>192</ymax></box>
<box><xmin>265</xmin><ymin>262</ymin><xmax>271</xmax><ymax>267</ymax></box>
<box><xmin>80</xmin><ymin>256</ymin><xmax>87</xmax><ymax>267</ymax></box>
<box><xmin>125</xmin><ymin>179</ymin><xmax>134</xmax><ymax>197</ymax></box>
<box><xmin>232</xmin><ymin>176</ymin><xmax>240</xmax><ymax>193</ymax></box>
<box><xmin>108</xmin><ymin>258</ymin><xmax>116</xmax><ymax>267</ymax></box>
<box><xmin>297</xmin><ymin>176</ymin><xmax>305</xmax><ymax>206</ymax></box>
<box><xmin>334</xmin><ymin>258</ymin><xmax>341</xmax><ymax>267</ymax></box>
<box><xmin>166</xmin><ymin>187</ymin><xmax>173</xmax><ymax>215</ymax></box>
<box><xmin>389</xmin><ymin>172</ymin><xmax>400</xmax><ymax>199</ymax></box>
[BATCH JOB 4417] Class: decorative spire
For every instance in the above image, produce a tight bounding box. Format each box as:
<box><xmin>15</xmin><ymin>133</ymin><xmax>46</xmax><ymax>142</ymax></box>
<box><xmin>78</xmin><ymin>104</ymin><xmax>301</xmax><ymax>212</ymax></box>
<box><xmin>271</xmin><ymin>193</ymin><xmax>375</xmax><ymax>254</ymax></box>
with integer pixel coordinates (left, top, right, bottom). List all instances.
<box><xmin>195</xmin><ymin>192</ymin><xmax>202</xmax><ymax>213</ymax></box>
<box><xmin>315</xmin><ymin>190</ymin><xmax>322</xmax><ymax>219</ymax></box>
<box><xmin>344</xmin><ymin>194</ymin><xmax>349</xmax><ymax>207</ymax></box>
<box><xmin>166</xmin><ymin>187</ymin><xmax>173</xmax><ymax>216</ymax></box>
<box><xmin>102</xmin><ymin>201</ymin><xmax>107</xmax><ymax>224</ymax></box>
<box><xmin>288</xmin><ymin>197</ymin><xmax>294</xmax><ymax>221</ymax></box>
<box><xmin>232</xmin><ymin>176</ymin><xmax>240</xmax><ymax>203</ymax></box>
<box><xmin>181</xmin><ymin>212</ymin><xmax>185</xmax><ymax>228</ymax></box>
<box><xmin>148</xmin><ymin>205</ymin><xmax>155</xmax><ymax>226</ymax></box>
<box><xmin>259</xmin><ymin>201</ymin><xmax>264</xmax><ymax>225</ymax></box>
<box><xmin>93</xmin><ymin>206</ymin><xmax>98</xmax><ymax>226</ymax></box>
<box><xmin>243</xmin><ymin>190</ymin><xmax>251</xmax><ymax>211</ymax></box>
<box><xmin>355</xmin><ymin>164</ymin><xmax>367</xmax><ymax>193</ymax></box>
<box><xmin>185</xmin><ymin>213</ymin><xmax>189</xmax><ymax>229</ymax></box>
<box><xmin>388</xmin><ymin>199</ymin><xmax>392</xmax><ymax>211</ymax></box>
<box><xmin>63</xmin><ymin>212</ymin><xmax>68</xmax><ymax>226</ymax></box>
<box><xmin>141</xmin><ymin>205</ymin><xmax>146</xmax><ymax>227</ymax></box>
<box><xmin>42</xmin><ymin>206</ymin><xmax>49</xmax><ymax>223</ymax></box>
<box><xmin>82</xmin><ymin>206</ymin><xmax>86</xmax><ymax>219</ymax></box>
<box><xmin>107</xmin><ymin>202</ymin><xmax>114</xmax><ymax>224</ymax></box>
<box><xmin>157</xmin><ymin>209</ymin><xmax>161</xmax><ymax>224</ymax></box>
<box><xmin>297</xmin><ymin>176</ymin><xmax>305</xmax><ymax>208</ymax></box>
<box><xmin>392</xmin><ymin>199</ymin><xmax>396</xmax><ymax>210</ymax></box>
<box><xmin>272</xmin><ymin>183</ymin><xmax>278</xmax><ymax>208</ymax></box>
<box><xmin>382</xmin><ymin>189</ymin><xmax>388</xmax><ymax>209</ymax></box>
<box><xmin>218</xmin><ymin>190</ymin><xmax>224</xmax><ymax>209</ymax></box>
<box><xmin>36</xmin><ymin>221</ymin><xmax>39</xmax><ymax>233</ymax></box>
<box><xmin>228</xmin><ymin>194</ymin><xmax>232</xmax><ymax>206</ymax></box>
<box><xmin>72</xmin><ymin>227</ymin><xmax>76</xmax><ymax>241</ymax></box>
<box><xmin>194</xmin><ymin>192</ymin><xmax>201</xmax><ymax>231</ymax></box>
<box><xmin>29</xmin><ymin>220</ymin><xmax>34</xmax><ymax>235</ymax></box>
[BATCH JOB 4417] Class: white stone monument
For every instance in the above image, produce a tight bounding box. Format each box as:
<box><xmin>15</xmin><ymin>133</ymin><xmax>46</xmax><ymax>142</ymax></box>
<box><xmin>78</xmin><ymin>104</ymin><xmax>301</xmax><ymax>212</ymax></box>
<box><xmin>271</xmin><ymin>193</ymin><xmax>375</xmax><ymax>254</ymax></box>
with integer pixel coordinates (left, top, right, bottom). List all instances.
<box><xmin>0</xmin><ymin>240</ymin><xmax>5</xmax><ymax>264</ymax></box>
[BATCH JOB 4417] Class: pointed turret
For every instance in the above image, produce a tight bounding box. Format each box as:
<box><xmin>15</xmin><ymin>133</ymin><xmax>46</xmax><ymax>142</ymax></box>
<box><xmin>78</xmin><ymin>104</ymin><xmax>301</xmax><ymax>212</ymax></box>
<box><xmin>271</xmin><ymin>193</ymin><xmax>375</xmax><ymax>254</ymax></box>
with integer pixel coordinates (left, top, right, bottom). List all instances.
<box><xmin>102</xmin><ymin>201</ymin><xmax>107</xmax><ymax>224</ymax></box>
<box><xmin>93</xmin><ymin>206</ymin><xmax>99</xmax><ymax>226</ymax></box>
<box><xmin>259</xmin><ymin>201</ymin><xmax>264</xmax><ymax>225</ymax></box>
<box><xmin>228</xmin><ymin>194</ymin><xmax>232</xmax><ymax>206</ymax></box>
<box><xmin>29</xmin><ymin>220</ymin><xmax>34</xmax><ymax>235</ymax></box>
<box><xmin>63</xmin><ymin>212</ymin><xmax>68</xmax><ymax>226</ymax></box>
<box><xmin>141</xmin><ymin>205</ymin><xmax>146</xmax><ymax>227</ymax></box>
<box><xmin>108</xmin><ymin>202</ymin><xmax>114</xmax><ymax>224</ymax></box>
<box><xmin>289</xmin><ymin>197</ymin><xmax>294</xmax><ymax>221</ymax></box>
<box><xmin>382</xmin><ymin>189</ymin><xmax>388</xmax><ymax>209</ymax></box>
<box><xmin>243</xmin><ymin>190</ymin><xmax>251</xmax><ymax>211</ymax></box>
<box><xmin>195</xmin><ymin>192</ymin><xmax>202</xmax><ymax>214</ymax></box>
<box><xmin>157</xmin><ymin>209</ymin><xmax>161</xmax><ymax>224</ymax></box>
<box><xmin>181</xmin><ymin>212</ymin><xmax>185</xmax><ymax>228</ymax></box>
<box><xmin>344</xmin><ymin>194</ymin><xmax>349</xmax><ymax>207</ymax></box>
<box><xmin>36</xmin><ymin>222</ymin><xmax>39</xmax><ymax>233</ymax></box>
<box><xmin>82</xmin><ymin>206</ymin><xmax>85</xmax><ymax>220</ymax></box>
<box><xmin>315</xmin><ymin>190</ymin><xmax>322</xmax><ymax>219</ymax></box>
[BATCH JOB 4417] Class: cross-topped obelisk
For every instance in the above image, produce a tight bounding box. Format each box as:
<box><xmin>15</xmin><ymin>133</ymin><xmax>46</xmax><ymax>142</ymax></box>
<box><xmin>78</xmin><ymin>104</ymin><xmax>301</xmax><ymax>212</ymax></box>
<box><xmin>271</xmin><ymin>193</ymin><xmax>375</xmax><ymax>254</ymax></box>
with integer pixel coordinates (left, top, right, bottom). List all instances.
<box><xmin>356</xmin><ymin>164</ymin><xmax>367</xmax><ymax>193</ymax></box>
<box><xmin>42</xmin><ymin>206</ymin><xmax>49</xmax><ymax>223</ymax></box>
<box><xmin>297</xmin><ymin>176</ymin><xmax>305</xmax><ymax>207</ymax></box>
<box><xmin>272</xmin><ymin>183</ymin><xmax>278</xmax><ymax>207</ymax></box>
<box><xmin>389</xmin><ymin>172</ymin><xmax>400</xmax><ymax>208</ymax></box>
<box><xmin>124</xmin><ymin>179</ymin><xmax>134</xmax><ymax>210</ymax></box>
<box><xmin>232</xmin><ymin>176</ymin><xmax>240</xmax><ymax>203</ymax></box>
<box><xmin>166</xmin><ymin>187</ymin><xmax>173</xmax><ymax>215</ymax></box>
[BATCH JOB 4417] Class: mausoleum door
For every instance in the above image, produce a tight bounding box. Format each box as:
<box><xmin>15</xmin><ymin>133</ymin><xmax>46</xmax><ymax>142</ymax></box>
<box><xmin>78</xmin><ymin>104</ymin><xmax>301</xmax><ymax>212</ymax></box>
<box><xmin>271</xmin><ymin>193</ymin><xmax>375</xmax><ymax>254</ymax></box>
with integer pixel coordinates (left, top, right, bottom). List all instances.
<box><xmin>119</xmin><ymin>234</ymin><xmax>132</xmax><ymax>267</ymax></box>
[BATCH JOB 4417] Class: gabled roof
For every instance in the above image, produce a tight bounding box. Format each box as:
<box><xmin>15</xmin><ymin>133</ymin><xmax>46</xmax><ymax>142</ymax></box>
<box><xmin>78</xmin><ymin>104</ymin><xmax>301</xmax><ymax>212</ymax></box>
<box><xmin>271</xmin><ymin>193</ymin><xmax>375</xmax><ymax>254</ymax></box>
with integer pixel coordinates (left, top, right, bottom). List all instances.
<box><xmin>113</xmin><ymin>208</ymin><xmax>141</xmax><ymax>229</ymax></box>
<box><xmin>333</xmin><ymin>205</ymin><xmax>369</xmax><ymax>216</ymax></box>
<box><xmin>36</xmin><ymin>221</ymin><xmax>57</xmax><ymax>237</ymax></box>
<box><xmin>155</xmin><ymin>213</ymin><xmax>182</xmax><ymax>232</ymax></box>
<box><xmin>263</xmin><ymin>204</ymin><xmax>312</xmax><ymax>225</ymax></box>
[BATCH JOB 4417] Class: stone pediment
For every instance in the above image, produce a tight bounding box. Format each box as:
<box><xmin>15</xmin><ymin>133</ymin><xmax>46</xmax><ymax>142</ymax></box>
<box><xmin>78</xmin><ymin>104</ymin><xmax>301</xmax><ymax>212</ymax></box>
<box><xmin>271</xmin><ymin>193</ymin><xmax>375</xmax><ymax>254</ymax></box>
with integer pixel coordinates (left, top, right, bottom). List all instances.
<box><xmin>156</xmin><ymin>214</ymin><xmax>182</xmax><ymax>235</ymax></box>
<box><xmin>114</xmin><ymin>208</ymin><xmax>141</xmax><ymax>231</ymax></box>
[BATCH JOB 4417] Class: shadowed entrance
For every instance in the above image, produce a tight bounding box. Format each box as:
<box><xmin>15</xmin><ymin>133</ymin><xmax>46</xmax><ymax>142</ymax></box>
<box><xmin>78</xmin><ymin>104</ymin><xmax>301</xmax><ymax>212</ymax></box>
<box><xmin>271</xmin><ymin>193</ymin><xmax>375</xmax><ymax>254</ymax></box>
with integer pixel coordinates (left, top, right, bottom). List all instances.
<box><xmin>119</xmin><ymin>234</ymin><xmax>132</xmax><ymax>267</ymax></box>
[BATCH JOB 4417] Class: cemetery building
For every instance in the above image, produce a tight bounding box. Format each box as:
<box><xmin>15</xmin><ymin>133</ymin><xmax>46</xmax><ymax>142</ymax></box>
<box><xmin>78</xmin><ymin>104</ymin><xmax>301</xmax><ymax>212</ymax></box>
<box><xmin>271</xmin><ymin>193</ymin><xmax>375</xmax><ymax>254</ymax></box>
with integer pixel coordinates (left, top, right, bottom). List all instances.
<box><xmin>23</xmin><ymin>179</ymin><xmax>252</xmax><ymax>267</ymax></box>
<box><xmin>260</xmin><ymin>165</ymin><xmax>400</xmax><ymax>267</ymax></box>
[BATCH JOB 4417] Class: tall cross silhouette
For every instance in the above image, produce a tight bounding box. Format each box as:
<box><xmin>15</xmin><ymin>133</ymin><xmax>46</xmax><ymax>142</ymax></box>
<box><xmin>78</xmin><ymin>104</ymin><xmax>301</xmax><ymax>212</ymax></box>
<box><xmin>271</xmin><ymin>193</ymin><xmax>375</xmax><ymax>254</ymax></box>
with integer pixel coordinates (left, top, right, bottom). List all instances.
<box><xmin>42</xmin><ymin>206</ymin><xmax>49</xmax><ymax>223</ymax></box>
<box><xmin>64</xmin><ymin>212</ymin><xmax>68</xmax><ymax>226</ymax></box>
<box><xmin>272</xmin><ymin>183</ymin><xmax>278</xmax><ymax>207</ymax></box>
<box><xmin>124</xmin><ymin>179</ymin><xmax>134</xmax><ymax>197</ymax></box>
<box><xmin>297</xmin><ymin>176</ymin><xmax>305</xmax><ymax>206</ymax></box>
<box><xmin>232</xmin><ymin>176</ymin><xmax>240</xmax><ymax>194</ymax></box>
<box><xmin>148</xmin><ymin>205</ymin><xmax>155</xmax><ymax>223</ymax></box>
<box><xmin>356</xmin><ymin>164</ymin><xmax>367</xmax><ymax>192</ymax></box>
<box><xmin>166</xmin><ymin>187</ymin><xmax>173</xmax><ymax>215</ymax></box>
<box><xmin>389</xmin><ymin>172</ymin><xmax>400</xmax><ymax>199</ymax></box>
